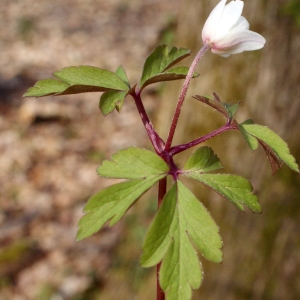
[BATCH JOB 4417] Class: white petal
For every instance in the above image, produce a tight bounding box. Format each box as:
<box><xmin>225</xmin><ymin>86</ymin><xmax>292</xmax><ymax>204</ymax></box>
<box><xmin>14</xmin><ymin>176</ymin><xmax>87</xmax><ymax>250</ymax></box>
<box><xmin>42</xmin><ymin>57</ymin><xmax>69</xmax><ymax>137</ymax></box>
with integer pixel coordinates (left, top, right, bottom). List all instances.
<box><xmin>202</xmin><ymin>0</ymin><xmax>227</xmax><ymax>43</ymax></box>
<box><xmin>231</xmin><ymin>16</ymin><xmax>249</xmax><ymax>31</ymax></box>
<box><xmin>212</xmin><ymin>30</ymin><xmax>266</xmax><ymax>56</ymax></box>
<box><xmin>218</xmin><ymin>53</ymin><xmax>231</xmax><ymax>58</ymax></box>
<box><xmin>213</xmin><ymin>0</ymin><xmax>244</xmax><ymax>40</ymax></box>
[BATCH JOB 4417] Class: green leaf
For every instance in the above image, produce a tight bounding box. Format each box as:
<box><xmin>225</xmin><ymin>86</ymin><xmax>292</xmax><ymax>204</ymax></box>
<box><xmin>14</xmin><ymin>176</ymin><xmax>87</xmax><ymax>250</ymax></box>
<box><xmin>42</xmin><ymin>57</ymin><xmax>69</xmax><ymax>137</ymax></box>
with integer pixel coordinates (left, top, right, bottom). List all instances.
<box><xmin>193</xmin><ymin>93</ymin><xmax>239</xmax><ymax>120</ymax></box>
<box><xmin>238</xmin><ymin>119</ymin><xmax>258</xmax><ymax>150</ymax></box>
<box><xmin>185</xmin><ymin>173</ymin><xmax>261</xmax><ymax>213</ymax></box>
<box><xmin>23</xmin><ymin>66</ymin><xmax>130</xmax><ymax>98</ymax></box>
<box><xmin>223</xmin><ymin>102</ymin><xmax>239</xmax><ymax>119</ymax></box>
<box><xmin>53</xmin><ymin>66</ymin><xmax>129</xmax><ymax>90</ymax></box>
<box><xmin>115</xmin><ymin>65</ymin><xmax>130</xmax><ymax>88</ymax></box>
<box><xmin>141</xmin><ymin>66</ymin><xmax>199</xmax><ymax>88</ymax></box>
<box><xmin>98</xmin><ymin>66</ymin><xmax>131</xmax><ymax>115</ymax></box>
<box><xmin>160</xmin><ymin>237</ymin><xmax>200</xmax><ymax>300</ymax></box>
<box><xmin>140</xmin><ymin>45</ymin><xmax>191</xmax><ymax>90</ymax></box>
<box><xmin>182</xmin><ymin>146</ymin><xmax>260</xmax><ymax>212</ymax></box>
<box><xmin>240</xmin><ymin>124</ymin><xmax>299</xmax><ymax>173</ymax></box>
<box><xmin>77</xmin><ymin>176</ymin><xmax>164</xmax><ymax>241</ymax></box>
<box><xmin>77</xmin><ymin>148</ymin><xmax>169</xmax><ymax>241</ymax></box>
<box><xmin>165</xmin><ymin>47</ymin><xmax>191</xmax><ymax>69</ymax></box>
<box><xmin>99</xmin><ymin>90</ymin><xmax>128</xmax><ymax>115</ymax></box>
<box><xmin>97</xmin><ymin>147</ymin><xmax>169</xmax><ymax>179</ymax></box>
<box><xmin>23</xmin><ymin>79</ymin><xmax>70</xmax><ymax>97</ymax></box>
<box><xmin>141</xmin><ymin>181</ymin><xmax>222</xmax><ymax>300</ymax></box>
<box><xmin>183</xmin><ymin>146</ymin><xmax>223</xmax><ymax>173</ymax></box>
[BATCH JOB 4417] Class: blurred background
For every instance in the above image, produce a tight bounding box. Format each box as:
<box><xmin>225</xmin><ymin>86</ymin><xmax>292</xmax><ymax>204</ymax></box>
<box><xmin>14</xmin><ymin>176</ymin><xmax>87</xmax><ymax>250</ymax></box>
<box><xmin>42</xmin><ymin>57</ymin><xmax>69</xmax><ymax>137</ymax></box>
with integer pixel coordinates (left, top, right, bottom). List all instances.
<box><xmin>0</xmin><ymin>0</ymin><xmax>299</xmax><ymax>299</ymax></box>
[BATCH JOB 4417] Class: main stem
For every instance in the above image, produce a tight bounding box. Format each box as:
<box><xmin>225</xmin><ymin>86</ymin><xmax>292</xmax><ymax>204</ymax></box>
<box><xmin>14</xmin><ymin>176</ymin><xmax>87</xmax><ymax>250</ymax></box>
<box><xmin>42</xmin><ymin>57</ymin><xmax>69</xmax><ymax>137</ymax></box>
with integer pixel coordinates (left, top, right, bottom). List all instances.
<box><xmin>165</xmin><ymin>44</ymin><xmax>210</xmax><ymax>150</ymax></box>
<box><xmin>131</xmin><ymin>90</ymin><xmax>166</xmax><ymax>299</ymax></box>
<box><xmin>132</xmin><ymin>44</ymin><xmax>212</xmax><ymax>300</ymax></box>
<box><xmin>157</xmin><ymin>178</ymin><xmax>167</xmax><ymax>300</ymax></box>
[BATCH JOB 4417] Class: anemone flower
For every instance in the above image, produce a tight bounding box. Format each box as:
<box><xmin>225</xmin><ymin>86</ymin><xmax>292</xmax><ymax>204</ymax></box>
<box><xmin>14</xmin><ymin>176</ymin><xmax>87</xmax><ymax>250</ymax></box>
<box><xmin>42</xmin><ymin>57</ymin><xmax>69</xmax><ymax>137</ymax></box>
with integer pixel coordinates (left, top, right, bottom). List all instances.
<box><xmin>202</xmin><ymin>0</ymin><xmax>266</xmax><ymax>57</ymax></box>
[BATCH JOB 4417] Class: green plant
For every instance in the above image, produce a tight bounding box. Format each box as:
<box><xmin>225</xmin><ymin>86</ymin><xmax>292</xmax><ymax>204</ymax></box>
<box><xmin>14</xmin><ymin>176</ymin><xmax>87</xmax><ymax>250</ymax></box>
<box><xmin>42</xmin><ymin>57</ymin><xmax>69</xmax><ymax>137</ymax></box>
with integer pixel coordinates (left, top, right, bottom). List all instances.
<box><xmin>23</xmin><ymin>1</ymin><xmax>299</xmax><ymax>299</ymax></box>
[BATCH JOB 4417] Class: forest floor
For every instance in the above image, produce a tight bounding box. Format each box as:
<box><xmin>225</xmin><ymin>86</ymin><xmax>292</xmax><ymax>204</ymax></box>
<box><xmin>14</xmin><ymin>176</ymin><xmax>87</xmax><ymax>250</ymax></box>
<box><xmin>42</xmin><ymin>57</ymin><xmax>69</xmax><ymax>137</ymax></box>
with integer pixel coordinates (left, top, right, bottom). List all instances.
<box><xmin>0</xmin><ymin>1</ymin><xmax>180</xmax><ymax>299</ymax></box>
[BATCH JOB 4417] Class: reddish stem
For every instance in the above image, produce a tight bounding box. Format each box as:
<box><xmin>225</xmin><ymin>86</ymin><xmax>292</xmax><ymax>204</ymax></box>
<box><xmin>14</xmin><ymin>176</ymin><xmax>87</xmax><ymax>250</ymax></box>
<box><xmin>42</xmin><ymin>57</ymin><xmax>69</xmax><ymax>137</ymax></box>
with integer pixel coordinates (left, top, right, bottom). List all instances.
<box><xmin>130</xmin><ymin>90</ymin><xmax>165</xmax><ymax>155</ymax></box>
<box><xmin>165</xmin><ymin>44</ymin><xmax>210</xmax><ymax>150</ymax></box>
<box><xmin>157</xmin><ymin>262</ymin><xmax>165</xmax><ymax>300</ymax></box>
<box><xmin>169</xmin><ymin>121</ymin><xmax>239</xmax><ymax>156</ymax></box>
<box><xmin>158</xmin><ymin>177</ymin><xmax>167</xmax><ymax>207</ymax></box>
<box><xmin>157</xmin><ymin>178</ymin><xmax>167</xmax><ymax>300</ymax></box>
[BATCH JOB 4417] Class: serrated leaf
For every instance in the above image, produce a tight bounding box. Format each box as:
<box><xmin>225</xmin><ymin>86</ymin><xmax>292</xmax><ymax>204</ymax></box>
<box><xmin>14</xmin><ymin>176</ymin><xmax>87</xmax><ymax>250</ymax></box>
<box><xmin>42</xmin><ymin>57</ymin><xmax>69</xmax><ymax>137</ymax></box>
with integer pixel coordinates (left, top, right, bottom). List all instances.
<box><xmin>223</xmin><ymin>102</ymin><xmax>239</xmax><ymax>119</ymax></box>
<box><xmin>58</xmin><ymin>85</ymin><xmax>115</xmax><ymax>95</ymax></box>
<box><xmin>241</xmin><ymin>124</ymin><xmax>299</xmax><ymax>173</ymax></box>
<box><xmin>183</xmin><ymin>146</ymin><xmax>223</xmax><ymax>173</ymax></box>
<box><xmin>98</xmin><ymin>66</ymin><xmax>131</xmax><ymax>115</ymax></box>
<box><xmin>141</xmin><ymin>66</ymin><xmax>199</xmax><ymax>88</ymax></box>
<box><xmin>23</xmin><ymin>79</ymin><xmax>70</xmax><ymax>97</ymax></box>
<box><xmin>97</xmin><ymin>147</ymin><xmax>169</xmax><ymax>179</ymax></box>
<box><xmin>193</xmin><ymin>93</ymin><xmax>239</xmax><ymax>120</ymax></box>
<box><xmin>186</xmin><ymin>173</ymin><xmax>261</xmax><ymax>213</ymax></box>
<box><xmin>238</xmin><ymin>119</ymin><xmax>258</xmax><ymax>150</ymax></box>
<box><xmin>77</xmin><ymin>148</ymin><xmax>168</xmax><ymax>241</ymax></box>
<box><xmin>77</xmin><ymin>176</ymin><xmax>164</xmax><ymax>241</ymax></box>
<box><xmin>23</xmin><ymin>66</ymin><xmax>130</xmax><ymax>98</ymax></box>
<box><xmin>141</xmin><ymin>181</ymin><xmax>222</xmax><ymax>300</ymax></box>
<box><xmin>53</xmin><ymin>66</ymin><xmax>129</xmax><ymax>90</ymax></box>
<box><xmin>115</xmin><ymin>65</ymin><xmax>130</xmax><ymax>88</ymax></box>
<box><xmin>140</xmin><ymin>45</ymin><xmax>191</xmax><ymax>89</ymax></box>
<box><xmin>99</xmin><ymin>90</ymin><xmax>128</xmax><ymax>115</ymax></box>
<box><xmin>177</xmin><ymin>182</ymin><xmax>223</xmax><ymax>262</ymax></box>
<box><xmin>160</xmin><ymin>236</ymin><xmax>200</xmax><ymax>300</ymax></box>
<box><xmin>165</xmin><ymin>47</ymin><xmax>191</xmax><ymax>69</ymax></box>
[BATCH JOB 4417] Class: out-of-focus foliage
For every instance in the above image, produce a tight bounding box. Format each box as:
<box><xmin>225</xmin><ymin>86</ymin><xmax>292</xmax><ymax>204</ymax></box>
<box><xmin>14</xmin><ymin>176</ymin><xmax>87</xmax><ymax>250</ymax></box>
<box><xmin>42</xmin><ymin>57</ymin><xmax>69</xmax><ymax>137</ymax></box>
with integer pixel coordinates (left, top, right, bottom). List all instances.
<box><xmin>282</xmin><ymin>0</ymin><xmax>300</xmax><ymax>29</ymax></box>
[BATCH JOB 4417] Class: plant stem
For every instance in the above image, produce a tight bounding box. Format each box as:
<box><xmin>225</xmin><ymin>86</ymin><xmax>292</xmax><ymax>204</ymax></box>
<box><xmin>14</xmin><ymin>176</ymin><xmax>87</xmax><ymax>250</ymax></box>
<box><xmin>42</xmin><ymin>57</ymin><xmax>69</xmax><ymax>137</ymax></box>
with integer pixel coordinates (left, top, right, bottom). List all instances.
<box><xmin>157</xmin><ymin>261</ymin><xmax>165</xmax><ymax>300</ymax></box>
<box><xmin>131</xmin><ymin>91</ymin><xmax>165</xmax><ymax>155</ymax></box>
<box><xmin>165</xmin><ymin>44</ymin><xmax>210</xmax><ymax>150</ymax></box>
<box><xmin>130</xmin><ymin>45</ymin><xmax>233</xmax><ymax>300</ymax></box>
<box><xmin>157</xmin><ymin>178</ymin><xmax>167</xmax><ymax>300</ymax></box>
<box><xmin>158</xmin><ymin>177</ymin><xmax>167</xmax><ymax>208</ymax></box>
<box><xmin>169</xmin><ymin>121</ymin><xmax>239</xmax><ymax>156</ymax></box>
<box><xmin>131</xmin><ymin>89</ymin><xmax>167</xmax><ymax>299</ymax></box>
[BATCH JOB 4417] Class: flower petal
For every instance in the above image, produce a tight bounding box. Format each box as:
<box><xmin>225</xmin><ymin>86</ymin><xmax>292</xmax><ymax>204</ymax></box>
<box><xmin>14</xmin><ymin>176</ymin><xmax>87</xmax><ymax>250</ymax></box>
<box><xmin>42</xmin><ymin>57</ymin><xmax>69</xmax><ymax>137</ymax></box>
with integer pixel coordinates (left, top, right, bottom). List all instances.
<box><xmin>213</xmin><ymin>0</ymin><xmax>244</xmax><ymax>40</ymax></box>
<box><xmin>211</xmin><ymin>30</ymin><xmax>266</xmax><ymax>56</ymax></box>
<box><xmin>202</xmin><ymin>0</ymin><xmax>227</xmax><ymax>43</ymax></box>
<box><xmin>230</xmin><ymin>16</ymin><xmax>249</xmax><ymax>31</ymax></box>
<box><xmin>202</xmin><ymin>0</ymin><xmax>265</xmax><ymax>57</ymax></box>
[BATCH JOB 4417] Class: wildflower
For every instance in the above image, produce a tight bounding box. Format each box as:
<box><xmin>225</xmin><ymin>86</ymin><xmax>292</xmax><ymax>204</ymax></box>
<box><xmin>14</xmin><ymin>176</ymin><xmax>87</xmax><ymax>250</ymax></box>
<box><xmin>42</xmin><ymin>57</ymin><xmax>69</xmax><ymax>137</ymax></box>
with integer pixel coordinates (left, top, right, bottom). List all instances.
<box><xmin>202</xmin><ymin>0</ymin><xmax>266</xmax><ymax>57</ymax></box>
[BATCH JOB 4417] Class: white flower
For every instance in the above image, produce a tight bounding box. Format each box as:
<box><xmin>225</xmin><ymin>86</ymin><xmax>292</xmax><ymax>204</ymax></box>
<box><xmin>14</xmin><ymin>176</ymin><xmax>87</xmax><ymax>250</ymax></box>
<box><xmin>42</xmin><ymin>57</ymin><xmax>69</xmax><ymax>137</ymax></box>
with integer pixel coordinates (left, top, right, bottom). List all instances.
<box><xmin>202</xmin><ymin>0</ymin><xmax>266</xmax><ymax>57</ymax></box>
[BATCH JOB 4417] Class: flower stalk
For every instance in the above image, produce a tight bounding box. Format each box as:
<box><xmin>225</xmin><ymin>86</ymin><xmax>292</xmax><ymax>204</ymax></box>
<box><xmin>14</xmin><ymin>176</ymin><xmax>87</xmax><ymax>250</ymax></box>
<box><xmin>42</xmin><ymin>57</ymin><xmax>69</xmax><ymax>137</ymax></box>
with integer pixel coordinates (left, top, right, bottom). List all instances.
<box><xmin>165</xmin><ymin>44</ymin><xmax>210</xmax><ymax>150</ymax></box>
